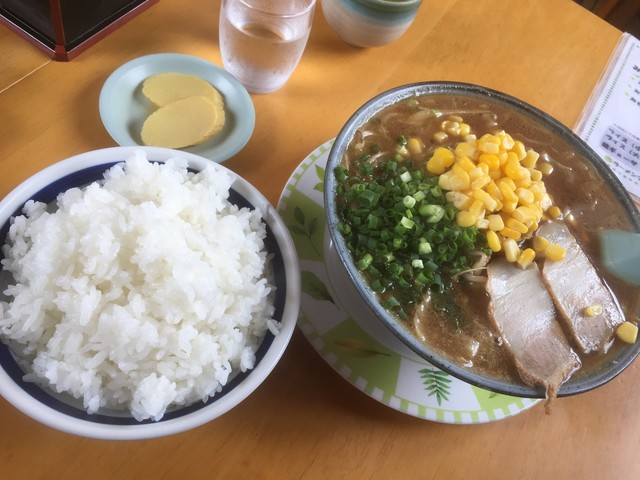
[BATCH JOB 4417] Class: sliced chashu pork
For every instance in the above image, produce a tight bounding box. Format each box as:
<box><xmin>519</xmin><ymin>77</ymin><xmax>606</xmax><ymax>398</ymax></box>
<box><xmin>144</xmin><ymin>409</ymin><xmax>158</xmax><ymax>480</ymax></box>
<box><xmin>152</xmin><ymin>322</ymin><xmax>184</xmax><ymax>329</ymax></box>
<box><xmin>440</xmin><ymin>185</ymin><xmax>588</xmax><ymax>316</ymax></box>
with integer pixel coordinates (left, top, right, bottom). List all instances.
<box><xmin>538</xmin><ymin>221</ymin><xmax>625</xmax><ymax>354</ymax></box>
<box><xmin>486</xmin><ymin>258</ymin><xmax>580</xmax><ymax>403</ymax></box>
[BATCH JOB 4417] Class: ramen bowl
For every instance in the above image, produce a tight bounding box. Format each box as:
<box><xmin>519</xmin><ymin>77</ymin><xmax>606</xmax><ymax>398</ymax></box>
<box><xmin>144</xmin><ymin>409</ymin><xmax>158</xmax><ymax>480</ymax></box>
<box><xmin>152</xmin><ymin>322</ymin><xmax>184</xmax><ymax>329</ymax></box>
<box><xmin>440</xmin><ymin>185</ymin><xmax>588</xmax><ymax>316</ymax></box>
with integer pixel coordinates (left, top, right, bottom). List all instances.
<box><xmin>324</xmin><ymin>81</ymin><xmax>640</xmax><ymax>399</ymax></box>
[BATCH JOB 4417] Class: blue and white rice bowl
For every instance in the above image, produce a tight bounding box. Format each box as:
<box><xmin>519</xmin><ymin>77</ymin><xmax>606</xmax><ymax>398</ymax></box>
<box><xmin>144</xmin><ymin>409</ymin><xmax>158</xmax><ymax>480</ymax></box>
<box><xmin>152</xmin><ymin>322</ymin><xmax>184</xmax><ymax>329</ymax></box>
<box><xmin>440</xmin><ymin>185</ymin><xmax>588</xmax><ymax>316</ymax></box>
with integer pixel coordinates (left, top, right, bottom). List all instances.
<box><xmin>0</xmin><ymin>146</ymin><xmax>300</xmax><ymax>440</ymax></box>
<box><xmin>321</xmin><ymin>0</ymin><xmax>423</xmax><ymax>48</ymax></box>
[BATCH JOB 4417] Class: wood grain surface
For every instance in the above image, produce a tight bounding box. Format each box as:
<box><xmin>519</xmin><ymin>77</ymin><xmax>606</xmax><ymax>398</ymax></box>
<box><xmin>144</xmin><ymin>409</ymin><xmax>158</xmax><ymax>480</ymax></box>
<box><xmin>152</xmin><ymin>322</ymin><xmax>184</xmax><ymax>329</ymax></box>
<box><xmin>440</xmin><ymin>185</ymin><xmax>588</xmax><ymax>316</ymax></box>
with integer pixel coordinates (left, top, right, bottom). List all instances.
<box><xmin>1</xmin><ymin>1</ymin><xmax>636</xmax><ymax>479</ymax></box>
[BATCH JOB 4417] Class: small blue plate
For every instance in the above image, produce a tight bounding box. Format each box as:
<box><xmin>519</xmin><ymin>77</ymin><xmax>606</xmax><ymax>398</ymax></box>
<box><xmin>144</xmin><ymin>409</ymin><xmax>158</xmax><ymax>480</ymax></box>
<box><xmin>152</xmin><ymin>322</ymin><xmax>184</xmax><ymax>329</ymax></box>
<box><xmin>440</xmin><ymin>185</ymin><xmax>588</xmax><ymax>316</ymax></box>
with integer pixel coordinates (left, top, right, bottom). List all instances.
<box><xmin>99</xmin><ymin>53</ymin><xmax>255</xmax><ymax>163</ymax></box>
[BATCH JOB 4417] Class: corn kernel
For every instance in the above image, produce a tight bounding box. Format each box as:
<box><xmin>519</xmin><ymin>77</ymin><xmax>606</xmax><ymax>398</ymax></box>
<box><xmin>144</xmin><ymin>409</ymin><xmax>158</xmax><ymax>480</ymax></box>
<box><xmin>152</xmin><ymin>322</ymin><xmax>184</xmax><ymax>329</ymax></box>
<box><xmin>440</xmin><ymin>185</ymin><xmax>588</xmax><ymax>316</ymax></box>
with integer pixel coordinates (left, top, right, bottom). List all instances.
<box><xmin>583</xmin><ymin>305</ymin><xmax>603</xmax><ymax>317</ymax></box>
<box><xmin>446</xmin><ymin>191</ymin><xmax>473</xmax><ymax>210</ymax></box>
<box><xmin>440</xmin><ymin>120</ymin><xmax>453</xmax><ymax>130</ymax></box>
<box><xmin>498</xmin><ymin>182</ymin><xmax>518</xmax><ymax>203</ymax></box>
<box><xmin>501</xmin><ymin>200</ymin><xmax>518</xmax><ymax>214</ymax></box>
<box><xmin>433</xmin><ymin>131</ymin><xmax>449</xmax><ymax>143</ymax></box>
<box><xmin>479</xmin><ymin>153</ymin><xmax>500</xmax><ymax>171</ymax></box>
<box><xmin>504</xmin><ymin>155</ymin><xmax>524</xmax><ymax>180</ymax></box>
<box><xmin>480</xmin><ymin>143</ymin><xmax>500</xmax><ymax>154</ymax></box>
<box><xmin>533</xmin><ymin>235</ymin><xmax>549</xmax><ymax>252</ymax></box>
<box><xmin>456</xmin><ymin>155</ymin><xmax>477</xmax><ymax>172</ymax></box>
<box><xmin>485</xmin><ymin>182</ymin><xmax>503</xmax><ymax>200</ymax></box>
<box><xmin>427</xmin><ymin>157</ymin><xmax>444</xmax><ymax>174</ymax></box>
<box><xmin>407</xmin><ymin>137</ymin><xmax>423</xmax><ymax>155</ymax></box>
<box><xmin>436</xmin><ymin>147</ymin><xmax>455</xmax><ymax>163</ymax></box>
<box><xmin>489</xmin><ymin>170</ymin><xmax>503</xmax><ymax>181</ymax></box>
<box><xmin>471</xmin><ymin>175</ymin><xmax>491</xmax><ymax>190</ymax></box>
<box><xmin>459</xmin><ymin>123</ymin><xmax>471</xmax><ymax>137</ymax></box>
<box><xmin>516</xmin><ymin>168</ymin><xmax>531</xmax><ymax>185</ymax></box>
<box><xmin>486</xmin><ymin>230</ymin><xmax>501</xmax><ymax>252</ymax></box>
<box><xmin>512</xmin><ymin>206</ymin><xmax>537</xmax><ymax>225</ymax></box>
<box><xmin>438</xmin><ymin>171</ymin><xmax>452</xmax><ymax>190</ymax></box>
<box><xmin>454</xmin><ymin>142</ymin><xmax>476</xmax><ymax>160</ymax></box>
<box><xmin>447</xmin><ymin>115</ymin><xmax>464</xmax><ymax>123</ymax></box>
<box><xmin>450</xmin><ymin>162</ymin><xmax>467</xmax><ymax>176</ymax></box>
<box><xmin>468</xmin><ymin>199</ymin><xmax>485</xmax><ymax>218</ymax></box>
<box><xmin>481</xmin><ymin>133</ymin><xmax>501</xmax><ymax>145</ymax></box>
<box><xmin>473</xmin><ymin>189</ymin><xmax>498</xmax><ymax>211</ymax></box>
<box><xmin>456</xmin><ymin>210</ymin><xmax>477</xmax><ymax>228</ymax></box>
<box><xmin>469</xmin><ymin>166</ymin><xmax>486</xmax><ymax>182</ymax></box>
<box><xmin>516</xmin><ymin>187</ymin><xmax>535</xmax><ymax>205</ymax></box>
<box><xmin>540</xmin><ymin>193</ymin><xmax>553</xmax><ymax>211</ymax></box>
<box><xmin>527</xmin><ymin>203</ymin><xmax>544</xmax><ymax>218</ymax></box>
<box><xmin>503</xmin><ymin>239</ymin><xmax>521</xmax><ymax>263</ymax></box>
<box><xmin>485</xmin><ymin>181</ymin><xmax>503</xmax><ymax>200</ymax></box>
<box><xmin>616</xmin><ymin>322</ymin><xmax>638</xmax><ymax>344</ymax></box>
<box><xmin>487</xmin><ymin>214</ymin><xmax>505</xmax><ymax>231</ymax></box>
<box><xmin>506</xmin><ymin>218</ymin><xmax>529</xmax><ymax>234</ymax></box>
<box><xmin>529</xmin><ymin>169</ymin><xmax>543</xmax><ymax>181</ymax></box>
<box><xmin>497</xmin><ymin>131</ymin><xmax>516</xmax><ymax>150</ymax></box>
<box><xmin>447</xmin><ymin>123</ymin><xmax>461</xmax><ymax>136</ymax></box>
<box><xmin>547</xmin><ymin>205</ymin><xmax>563</xmax><ymax>219</ymax></box>
<box><xmin>450</xmin><ymin>171</ymin><xmax>471</xmax><ymax>190</ymax></box>
<box><xmin>427</xmin><ymin>147</ymin><xmax>455</xmax><ymax>174</ymax></box>
<box><xmin>545</xmin><ymin>243</ymin><xmax>566</xmax><ymax>261</ymax></box>
<box><xmin>511</xmin><ymin>141</ymin><xmax>527</xmax><ymax>160</ymax></box>
<box><xmin>441</xmin><ymin>120</ymin><xmax>460</xmax><ymax>136</ymax></box>
<box><xmin>478</xmin><ymin>135</ymin><xmax>500</xmax><ymax>154</ymax></box>
<box><xmin>516</xmin><ymin>248</ymin><xmax>536</xmax><ymax>269</ymax></box>
<box><xmin>529</xmin><ymin>182</ymin><xmax>545</xmax><ymax>200</ymax></box>
<box><xmin>500</xmin><ymin>227</ymin><xmax>522</xmax><ymax>240</ymax></box>
<box><xmin>476</xmin><ymin>218</ymin><xmax>489</xmax><ymax>229</ymax></box>
<box><xmin>539</xmin><ymin>162</ymin><xmax>554</xmax><ymax>175</ymax></box>
<box><xmin>521</xmin><ymin>150</ymin><xmax>540</xmax><ymax>168</ymax></box>
<box><xmin>498</xmin><ymin>177</ymin><xmax>516</xmax><ymax>191</ymax></box>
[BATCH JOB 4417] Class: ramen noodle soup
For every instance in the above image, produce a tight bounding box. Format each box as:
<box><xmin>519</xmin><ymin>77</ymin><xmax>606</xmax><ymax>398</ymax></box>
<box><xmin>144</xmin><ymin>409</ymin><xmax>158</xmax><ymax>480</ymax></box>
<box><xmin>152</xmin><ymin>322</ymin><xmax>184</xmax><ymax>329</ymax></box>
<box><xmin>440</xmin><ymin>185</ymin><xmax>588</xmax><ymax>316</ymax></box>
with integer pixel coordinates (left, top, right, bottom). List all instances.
<box><xmin>333</xmin><ymin>93</ymin><xmax>640</xmax><ymax>401</ymax></box>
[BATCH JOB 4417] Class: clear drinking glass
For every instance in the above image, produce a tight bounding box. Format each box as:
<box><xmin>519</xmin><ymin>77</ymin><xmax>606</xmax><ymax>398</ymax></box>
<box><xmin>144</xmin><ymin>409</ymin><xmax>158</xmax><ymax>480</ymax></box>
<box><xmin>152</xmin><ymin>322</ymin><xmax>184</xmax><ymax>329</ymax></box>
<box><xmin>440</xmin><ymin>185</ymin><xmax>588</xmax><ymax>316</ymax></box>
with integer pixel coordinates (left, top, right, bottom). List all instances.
<box><xmin>219</xmin><ymin>0</ymin><xmax>316</xmax><ymax>94</ymax></box>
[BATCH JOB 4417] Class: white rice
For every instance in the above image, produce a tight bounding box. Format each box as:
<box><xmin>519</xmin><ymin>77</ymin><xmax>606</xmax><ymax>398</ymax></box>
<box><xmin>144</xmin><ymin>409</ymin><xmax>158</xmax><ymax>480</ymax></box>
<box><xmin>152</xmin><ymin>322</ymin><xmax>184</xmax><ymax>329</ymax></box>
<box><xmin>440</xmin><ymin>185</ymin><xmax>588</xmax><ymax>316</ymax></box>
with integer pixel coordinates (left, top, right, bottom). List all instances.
<box><xmin>0</xmin><ymin>151</ymin><xmax>277</xmax><ymax>421</ymax></box>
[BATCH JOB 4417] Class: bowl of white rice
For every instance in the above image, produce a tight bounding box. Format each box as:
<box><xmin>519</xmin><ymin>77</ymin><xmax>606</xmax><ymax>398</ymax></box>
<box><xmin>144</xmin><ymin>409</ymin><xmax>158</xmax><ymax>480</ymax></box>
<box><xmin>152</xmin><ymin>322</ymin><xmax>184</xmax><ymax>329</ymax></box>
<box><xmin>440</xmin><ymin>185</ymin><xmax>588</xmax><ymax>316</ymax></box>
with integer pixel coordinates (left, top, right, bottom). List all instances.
<box><xmin>0</xmin><ymin>146</ymin><xmax>300</xmax><ymax>440</ymax></box>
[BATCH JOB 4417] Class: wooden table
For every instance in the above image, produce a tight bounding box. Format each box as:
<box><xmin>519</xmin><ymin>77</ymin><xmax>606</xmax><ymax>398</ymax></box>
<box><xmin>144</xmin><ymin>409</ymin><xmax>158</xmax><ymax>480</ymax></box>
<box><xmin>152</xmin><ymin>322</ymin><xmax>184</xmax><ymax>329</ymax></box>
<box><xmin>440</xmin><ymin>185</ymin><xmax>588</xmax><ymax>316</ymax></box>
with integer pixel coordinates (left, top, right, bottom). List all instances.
<box><xmin>1</xmin><ymin>0</ymin><xmax>637</xmax><ymax>478</ymax></box>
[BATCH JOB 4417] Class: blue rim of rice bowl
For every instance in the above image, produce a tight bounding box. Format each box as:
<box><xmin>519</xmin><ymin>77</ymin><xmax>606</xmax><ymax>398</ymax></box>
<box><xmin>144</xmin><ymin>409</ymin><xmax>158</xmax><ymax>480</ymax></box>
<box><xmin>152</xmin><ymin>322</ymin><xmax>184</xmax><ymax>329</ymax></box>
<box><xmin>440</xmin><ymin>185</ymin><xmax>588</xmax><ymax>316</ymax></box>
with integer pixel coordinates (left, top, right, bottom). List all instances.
<box><xmin>0</xmin><ymin>150</ymin><xmax>297</xmax><ymax>437</ymax></box>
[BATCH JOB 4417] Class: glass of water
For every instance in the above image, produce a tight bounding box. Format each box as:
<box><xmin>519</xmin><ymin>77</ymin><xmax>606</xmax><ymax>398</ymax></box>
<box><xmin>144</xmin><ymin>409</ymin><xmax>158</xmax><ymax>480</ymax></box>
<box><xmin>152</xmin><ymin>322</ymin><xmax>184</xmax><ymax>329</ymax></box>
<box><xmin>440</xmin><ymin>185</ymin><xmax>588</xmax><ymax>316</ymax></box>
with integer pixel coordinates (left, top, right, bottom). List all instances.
<box><xmin>219</xmin><ymin>0</ymin><xmax>317</xmax><ymax>94</ymax></box>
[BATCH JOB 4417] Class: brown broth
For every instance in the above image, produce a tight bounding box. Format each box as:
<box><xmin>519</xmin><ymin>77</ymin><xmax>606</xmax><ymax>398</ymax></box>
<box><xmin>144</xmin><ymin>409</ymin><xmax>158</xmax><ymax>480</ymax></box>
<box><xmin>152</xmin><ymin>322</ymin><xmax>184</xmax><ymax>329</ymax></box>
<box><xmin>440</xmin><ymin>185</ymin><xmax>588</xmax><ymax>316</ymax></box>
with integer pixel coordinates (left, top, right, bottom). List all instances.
<box><xmin>341</xmin><ymin>93</ymin><xmax>640</xmax><ymax>386</ymax></box>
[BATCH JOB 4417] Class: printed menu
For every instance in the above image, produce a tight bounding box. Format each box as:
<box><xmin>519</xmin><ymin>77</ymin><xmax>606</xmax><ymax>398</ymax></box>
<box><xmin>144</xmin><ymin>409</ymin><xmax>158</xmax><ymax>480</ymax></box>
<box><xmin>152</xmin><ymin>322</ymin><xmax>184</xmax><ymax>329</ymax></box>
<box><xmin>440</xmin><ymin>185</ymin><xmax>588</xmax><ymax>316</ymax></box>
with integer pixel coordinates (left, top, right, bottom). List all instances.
<box><xmin>574</xmin><ymin>33</ymin><xmax>640</xmax><ymax>203</ymax></box>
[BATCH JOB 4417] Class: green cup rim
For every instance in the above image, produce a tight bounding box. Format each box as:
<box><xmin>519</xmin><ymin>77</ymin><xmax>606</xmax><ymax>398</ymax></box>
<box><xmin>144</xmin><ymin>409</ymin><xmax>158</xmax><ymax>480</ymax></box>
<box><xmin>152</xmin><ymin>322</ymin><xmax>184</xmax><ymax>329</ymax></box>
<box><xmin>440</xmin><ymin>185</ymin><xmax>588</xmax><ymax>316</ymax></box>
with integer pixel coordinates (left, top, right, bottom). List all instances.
<box><xmin>351</xmin><ymin>0</ymin><xmax>423</xmax><ymax>13</ymax></box>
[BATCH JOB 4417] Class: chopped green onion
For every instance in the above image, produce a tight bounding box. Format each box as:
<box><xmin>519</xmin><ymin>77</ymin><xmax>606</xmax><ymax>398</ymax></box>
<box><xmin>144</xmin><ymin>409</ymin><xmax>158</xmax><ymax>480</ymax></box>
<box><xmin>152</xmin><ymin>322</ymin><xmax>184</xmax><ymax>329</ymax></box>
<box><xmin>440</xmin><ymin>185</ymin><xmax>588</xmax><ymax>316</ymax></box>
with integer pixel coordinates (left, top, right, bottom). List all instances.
<box><xmin>333</xmin><ymin>157</ymin><xmax>482</xmax><ymax>319</ymax></box>
<box><xmin>356</xmin><ymin>253</ymin><xmax>373</xmax><ymax>271</ymax></box>
<box><xmin>338</xmin><ymin>223</ymin><xmax>351</xmax><ymax>235</ymax></box>
<box><xmin>360</xmin><ymin>162</ymin><xmax>373</xmax><ymax>176</ymax></box>
<box><xmin>419</xmin><ymin>239</ymin><xmax>432</xmax><ymax>255</ymax></box>
<box><xmin>419</xmin><ymin>204</ymin><xmax>445</xmax><ymax>223</ymax></box>
<box><xmin>383</xmin><ymin>296</ymin><xmax>401</xmax><ymax>309</ymax></box>
<box><xmin>403</xmin><ymin>195</ymin><xmax>416</xmax><ymax>208</ymax></box>
<box><xmin>400</xmin><ymin>216</ymin><xmax>414</xmax><ymax>229</ymax></box>
<box><xmin>392</xmin><ymin>237</ymin><xmax>406</xmax><ymax>249</ymax></box>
